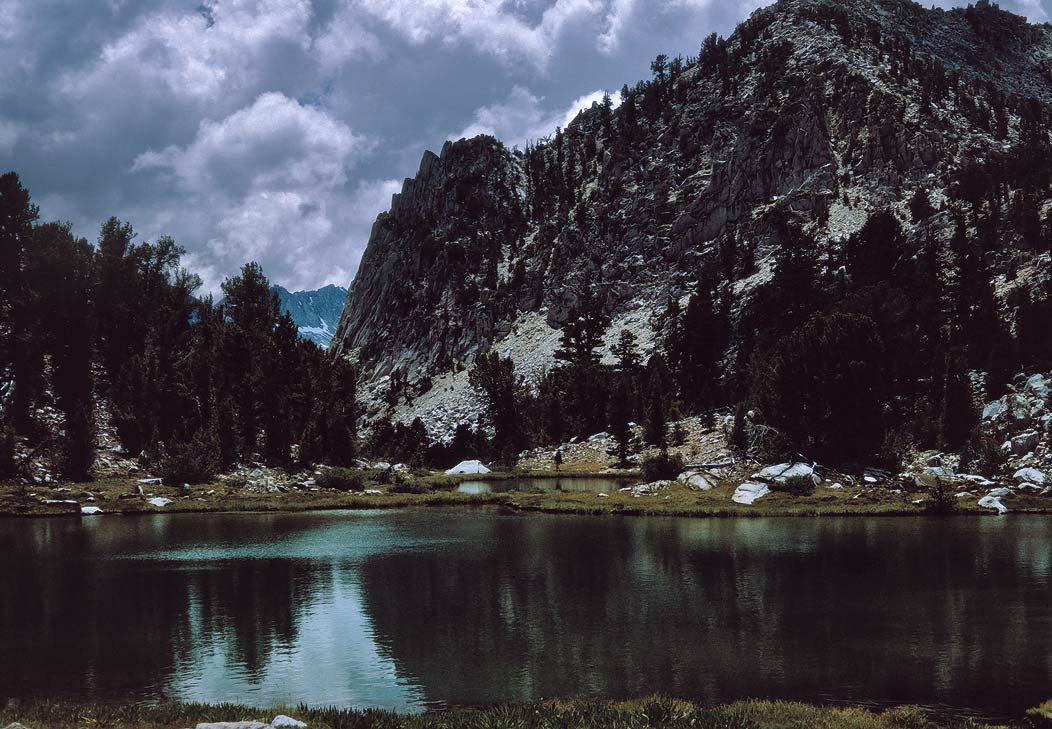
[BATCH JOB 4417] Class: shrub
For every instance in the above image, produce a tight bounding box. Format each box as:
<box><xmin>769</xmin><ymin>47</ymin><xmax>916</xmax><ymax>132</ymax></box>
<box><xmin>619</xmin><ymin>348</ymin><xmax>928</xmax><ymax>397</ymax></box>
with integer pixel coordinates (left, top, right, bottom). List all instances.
<box><xmin>388</xmin><ymin>478</ymin><xmax>429</xmax><ymax>494</ymax></box>
<box><xmin>160</xmin><ymin>429</ymin><xmax>219</xmax><ymax>485</ymax></box>
<box><xmin>641</xmin><ymin>451</ymin><xmax>684</xmax><ymax>482</ymax></box>
<box><xmin>316</xmin><ymin>467</ymin><xmax>366</xmax><ymax>492</ymax></box>
<box><xmin>925</xmin><ymin>477</ymin><xmax>957</xmax><ymax>515</ymax></box>
<box><xmin>959</xmin><ymin>427</ymin><xmax>1005</xmax><ymax>478</ymax></box>
<box><xmin>773</xmin><ymin>473</ymin><xmax>816</xmax><ymax>496</ymax></box>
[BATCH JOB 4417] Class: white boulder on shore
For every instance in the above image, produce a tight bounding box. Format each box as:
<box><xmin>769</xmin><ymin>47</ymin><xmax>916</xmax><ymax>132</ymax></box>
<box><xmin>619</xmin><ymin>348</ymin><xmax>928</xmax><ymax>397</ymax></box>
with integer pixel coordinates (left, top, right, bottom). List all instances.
<box><xmin>195</xmin><ymin>716</ymin><xmax>307</xmax><ymax>729</ymax></box>
<box><xmin>148</xmin><ymin>497</ymin><xmax>172</xmax><ymax>508</ymax></box>
<box><xmin>80</xmin><ymin>506</ymin><xmax>103</xmax><ymax>516</ymax></box>
<box><xmin>271</xmin><ymin>717</ymin><xmax>308</xmax><ymax>729</ymax></box>
<box><xmin>751</xmin><ymin>462</ymin><xmax>819</xmax><ymax>486</ymax></box>
<box><xmin>677</xmin><ymin>471</ymin><xmax>715</xmax><ymax>490</ymax></box>
<box><xmin>732</xmin><ymin>481</ymin><xmax>770</xmax><ymax>505</ymax></box>
<box><xmin>445</xmin><ymin>459</ymin><xmax>491</xmax><ymax>475</ymax></box>
<box><xmin>978</xmin><ymin>495</ymin><xmax>1008</xmax><ymax>514</ymax></box>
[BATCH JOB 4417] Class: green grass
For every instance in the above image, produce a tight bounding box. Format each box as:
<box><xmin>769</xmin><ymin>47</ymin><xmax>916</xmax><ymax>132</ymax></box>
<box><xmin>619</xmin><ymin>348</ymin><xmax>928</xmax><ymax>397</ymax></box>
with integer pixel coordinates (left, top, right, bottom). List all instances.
<box><xmin>3</xmin><ymin>472</ymin><xmax>1051</xmax><ymax>520</ymax></box>
<box><xmin>0</xmin><ymin>697</ymin><xmax>1017</xmax><ymax>729</ymax></box>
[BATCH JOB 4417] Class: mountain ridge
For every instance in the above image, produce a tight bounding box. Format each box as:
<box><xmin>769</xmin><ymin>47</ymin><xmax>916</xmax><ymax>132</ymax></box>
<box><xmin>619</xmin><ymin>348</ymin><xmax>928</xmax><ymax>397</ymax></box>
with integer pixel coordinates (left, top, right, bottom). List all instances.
<box><xmin>331</xmin><ymin>0</ymin><xmax>1052</xmax><ymax>441</ymax></box>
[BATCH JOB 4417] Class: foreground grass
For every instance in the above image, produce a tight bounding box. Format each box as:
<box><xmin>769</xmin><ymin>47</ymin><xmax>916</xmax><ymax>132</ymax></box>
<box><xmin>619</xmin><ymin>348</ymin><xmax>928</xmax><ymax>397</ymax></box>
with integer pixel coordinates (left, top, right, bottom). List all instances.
<box><xmin>0</xmin><ymin>698</ymin><xmax>1022</xmax><ymax>729</ymax></box>
<box><xmin>3</xmin><ymin>472</ymin><xmax>1051</xmax><ymax>520</ymax></box>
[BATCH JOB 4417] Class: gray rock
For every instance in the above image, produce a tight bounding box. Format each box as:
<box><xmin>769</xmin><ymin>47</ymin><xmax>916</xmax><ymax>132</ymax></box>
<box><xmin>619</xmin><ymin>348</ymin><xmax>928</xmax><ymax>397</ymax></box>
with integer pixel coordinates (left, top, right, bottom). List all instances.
<box><xmin>1026</xmin><ymin>373</ymin><xmax>1050</xmax><ymax>400</ymax></box>
<box><xmin>271</xmin><ymin>717</ymin><xmax>308</xmax><ymax>729</ymax></box>
<box><xmin>195</xmin><ymin>723</ymin><xmax>269</xmax><ymax>729</ymax></box>
<box><xmin>1010</xmin><ymin>431</ymin><xmax>1040</xmax><ymax>456</ymax></box>
<box><xmin>732</xmin><ymin>481</ymin><xmax>770</xmax><ymax>505</ymax></box>
<box><xmin>978</xmin><ymin>495</ymin><xmax>1008</xmax><ymax>514</ymax></box>
<box><xmin>1013</xmin><ymin>467</ymin><xmax>1047</xmax><ymax>485</ymax></box>
<box><xmin>677</xmin><ymin>471</ymin><xmax>714</xmax><ymax>490</ymax></box>
<box><xmin>982</xmin><ymin>398</ymin><xmax>1007</xmax><ymax>422</ymax></box>
<box><xmin>987</xmin><ymin>487</ymin><xmax>1014</xmax><ymax>498</ymax></box>
<box><xmin>752</xmin><ymin>462</ymin><xmax>818</xmax><ymax>486</ymax></box>
<box><xmin>4</xmin><ymin>722</ymin><xmax>30</xmax><ymax>729</ymax></box>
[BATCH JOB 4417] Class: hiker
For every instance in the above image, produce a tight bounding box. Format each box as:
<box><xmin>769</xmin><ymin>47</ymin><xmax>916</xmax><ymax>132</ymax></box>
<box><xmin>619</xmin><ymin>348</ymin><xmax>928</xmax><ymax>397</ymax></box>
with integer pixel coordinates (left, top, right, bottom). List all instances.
<box><xmin>553</xmin><ymin>449</ymin><xmax>563</xmax><ymax>472</ymax></box>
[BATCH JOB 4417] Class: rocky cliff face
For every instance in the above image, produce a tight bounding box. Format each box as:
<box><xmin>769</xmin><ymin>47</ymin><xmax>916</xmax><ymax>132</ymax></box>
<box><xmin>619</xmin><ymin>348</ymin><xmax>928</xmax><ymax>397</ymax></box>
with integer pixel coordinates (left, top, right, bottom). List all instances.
<box><xmin>332</xmin><ymin>0</ymin><xmax>1052</xmax><ymax>434</ymax></box>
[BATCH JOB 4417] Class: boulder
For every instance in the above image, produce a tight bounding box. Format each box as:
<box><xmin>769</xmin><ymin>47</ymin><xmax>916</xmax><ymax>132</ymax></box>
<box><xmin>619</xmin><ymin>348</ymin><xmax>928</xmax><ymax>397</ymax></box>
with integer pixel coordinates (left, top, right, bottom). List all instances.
<box><xmin>148</xmin><ymin>497</ymin><xmax>172</xmax><ymax>508</ymax></box>
<box><xmin>828</xmin><ymin>482</ymin><xmax>845</xmax><ymax>490</ymax></box>
<box><xmin>978</xmin><ymin>495</ymin><xmax>1008</xmax><ymax>514</ymax></box>
<box><xmin>271</xmin><ymin>717</ymin><xmax>308</xmax><ymax>729</ymax></box>
<box><xmin>1007</xmin><ymin>394</ymin><xmax>1033</xmax><ymax>429</ymax></box>
<box><xmin>1014</xmin><ymin>467</ymin><xmax>1047</xmax><ymax>485</ymax></box>
<box><xmin>137</xmin><ymin>477</ymin><xmax>162</xmax><ymax>485</ymax></box>
<box><xmin>982</xmin><ymin>398</ymin><xmax>1007</xmax><ymax>422</ymax></box>
<box><xmin>5</xmin><ymin>722</ymin><xmax>30</xmax><ymax>729</ymax></box>
<box><xmin>629</xmin><ymin>481</ymin><xmax>670</xmax><ymax>497</ymax></box>
<box><xmin>752</xmin><ymin>462</ymin><xmax>818</xmax><ymax>486</ymax></box>
<box><xmin>80</xmin><ymin>506</ymin><xmax>103</xmax><ymax>516</ymax></box>
<box><xmin>195</xmin><ymin>723</ymin><xmax>269</xmax><ymax>729</ymax></box>
<box><xmin>1026</xmin><ymin>373</ymin><xmax>1050</xmax><ymax>400</ymax></box>
<box><xmin>987</xmin><ymin>487</ymin><xmax>1013</xmax><ymax>498</ymax></box>
<box><xmin>444</xmin><ymin>459</ymin><xmax>490</xmax><ymax>475</ymax></box>
<box><xmin>732</xmin><ymin>481</ymin><xmax>771</xmax><ymax>505</ymax></box>
<box><xmin>1010</xmin><ymin>431</ymin><xmax>1040</xmax><ymax>456</ymax></box>
<box><xmin>587</xmin><ymin>432</ymin><xmax>611</xmax><ymax>442</ymax></box>
<box><xmin>677</xmin><ymin>471</ymin><xmax>714</xmax><ymax>490</ymax></box>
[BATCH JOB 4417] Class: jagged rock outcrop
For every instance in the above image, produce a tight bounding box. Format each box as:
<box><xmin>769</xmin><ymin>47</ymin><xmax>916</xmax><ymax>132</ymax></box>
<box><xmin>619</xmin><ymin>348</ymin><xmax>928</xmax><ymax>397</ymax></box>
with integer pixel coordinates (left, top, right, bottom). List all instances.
<box><xmin>332</xmin><ymin>0</ymin><xmax>1052</xmax><ymax>433</ymax></box>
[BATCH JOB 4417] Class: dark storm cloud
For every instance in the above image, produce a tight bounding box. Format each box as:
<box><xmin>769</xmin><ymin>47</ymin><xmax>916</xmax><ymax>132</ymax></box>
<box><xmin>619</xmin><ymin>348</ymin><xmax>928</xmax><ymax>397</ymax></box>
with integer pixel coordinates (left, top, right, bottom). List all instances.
<box><xmin>0</xmin><ymin>0</ymin><xmax>1047</xmax><ymax>293</ymax></box>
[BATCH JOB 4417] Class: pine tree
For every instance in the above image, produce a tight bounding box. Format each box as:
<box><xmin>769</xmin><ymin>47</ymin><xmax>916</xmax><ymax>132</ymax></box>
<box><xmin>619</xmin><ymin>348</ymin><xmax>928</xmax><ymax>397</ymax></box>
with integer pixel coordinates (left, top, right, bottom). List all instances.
<box><xmin>0</xmin><ymin>172</ymin><xmax>40</xmax><ymax>433</ymax></box>
<box><xmin>554</xmin><ymin>289</ymin><xmax>610</xmax><ymax>366</ymax></box>
<box><xmin>612</xmin><ymin>328</ymin><xmax>640</xmax><ymax>374</ymax></box>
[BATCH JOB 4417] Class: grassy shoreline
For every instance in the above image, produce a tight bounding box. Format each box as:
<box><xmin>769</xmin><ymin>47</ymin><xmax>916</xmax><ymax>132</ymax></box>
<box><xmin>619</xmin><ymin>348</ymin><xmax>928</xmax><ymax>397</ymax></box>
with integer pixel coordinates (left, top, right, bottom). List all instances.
<box><xmin>1</xmin><ymin>697</ymin><xmax>1040</xmax><ymax>729</ymax></box>
<box><xmin>3</xmin><ymin>471</ymin><xmax>1052</xmax><ymax>519</ymax></box>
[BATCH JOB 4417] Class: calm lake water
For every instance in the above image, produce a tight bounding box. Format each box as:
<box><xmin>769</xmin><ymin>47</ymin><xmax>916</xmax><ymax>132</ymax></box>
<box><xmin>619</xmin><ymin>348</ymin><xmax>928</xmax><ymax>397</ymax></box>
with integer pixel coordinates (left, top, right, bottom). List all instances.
<box><xmin>1</xmin><ymin>511</ymin><xmax>1050</xmax><ymax>718</ymax></box>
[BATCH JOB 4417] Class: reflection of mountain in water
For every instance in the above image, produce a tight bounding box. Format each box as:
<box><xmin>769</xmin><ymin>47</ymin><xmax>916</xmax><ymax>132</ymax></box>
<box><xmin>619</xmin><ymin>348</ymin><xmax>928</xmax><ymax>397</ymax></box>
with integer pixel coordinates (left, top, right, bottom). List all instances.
<box><xmin>1</xmin><ymin>513</ymin><xmax>1050</xmax><ymax>717</ymax></box>
<box><xmin>357</xmin><ymin>516</ymin><xmax>1052</xmax><ymax>716</ymax></box>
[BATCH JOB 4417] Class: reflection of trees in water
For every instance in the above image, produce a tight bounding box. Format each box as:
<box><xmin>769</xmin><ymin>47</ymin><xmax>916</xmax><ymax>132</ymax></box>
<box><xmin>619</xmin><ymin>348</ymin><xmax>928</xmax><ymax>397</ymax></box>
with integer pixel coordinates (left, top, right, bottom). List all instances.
<box><xmin>358</xmin><ymin>516</ymin><xmax>1052</xmax><ymax>715</ymax></box>
<box><xmin>0</xmin><ymin>516</ymin><xmax>332</xmax><ymax>702</ymax></box>
<box><xmin>1</xmin><ymin>513</ymin><xmax>1049</xmax><ymax>715</ymax></box>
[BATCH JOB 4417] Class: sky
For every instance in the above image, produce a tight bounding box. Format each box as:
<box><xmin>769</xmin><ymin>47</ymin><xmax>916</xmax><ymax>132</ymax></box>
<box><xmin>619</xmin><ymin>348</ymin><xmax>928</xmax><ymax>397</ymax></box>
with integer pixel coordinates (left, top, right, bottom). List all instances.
<box><xmin>1</xmin><ymin>0</ymin><xmax>1049</xmax><ymax>294</ymax></box>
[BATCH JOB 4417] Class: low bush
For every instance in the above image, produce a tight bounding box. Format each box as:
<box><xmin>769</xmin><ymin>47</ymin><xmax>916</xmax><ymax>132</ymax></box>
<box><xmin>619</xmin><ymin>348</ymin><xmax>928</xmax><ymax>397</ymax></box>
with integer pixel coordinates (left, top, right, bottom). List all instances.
<box><xmin>773</xmin><ymin>473</ymin><xmax>817</xmax><ymax>496</ymax></box>
<box><xmin>925</xmin><ymin>477</ymin><xmax>957</xmax><ymax>515</ymax></box>
<box><xmin>316</xmin><ymin>467</ymin><xmax>366</xmax><ymax>492</ymax></box>
<box><xmin>160</xmin><ymin>430</ymin><xmax>219</xmax><ymax>485</ymax></box>
<box><xmin>641</xmin><ymin>451</ymin><xmax>685</xmax><ymax>482</ymax></box>
<box><xmin>388</xmin><ymin>479</ymin><xmax>429</xmax><ymax>494</ymax></box>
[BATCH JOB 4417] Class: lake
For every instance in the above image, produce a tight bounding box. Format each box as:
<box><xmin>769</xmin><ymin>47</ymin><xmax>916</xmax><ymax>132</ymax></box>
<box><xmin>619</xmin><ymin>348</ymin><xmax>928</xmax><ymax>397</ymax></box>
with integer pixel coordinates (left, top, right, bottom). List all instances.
<box><xmin>1</xmin><ymin>511</ymin><xmax>1050</xmax><ymax>718</ymax></box>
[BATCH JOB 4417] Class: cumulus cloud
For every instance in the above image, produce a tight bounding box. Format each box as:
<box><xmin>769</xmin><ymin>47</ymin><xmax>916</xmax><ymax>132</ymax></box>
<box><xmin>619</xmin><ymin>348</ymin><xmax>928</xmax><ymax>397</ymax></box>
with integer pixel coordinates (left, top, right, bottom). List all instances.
<box><xmin>131</xmin><ymin>93</ymin><xmax>383</xmax><ymax>293</ymax></box>
<box><xmin>57</xmin><ymin>0</ymin><xmax>312</xmax><ymax>108</ymax></box>
<box><xmin>314</xmin><ymin>6</ymin><xmax>386</xmax><ymax>69</ymax></box>
<box><xmin>456</xmin><ymin>85</ymin><xmax>617</xmax><ymax>146</ymax></box>
<box><xmin>5</xmin><ymin>0</ymin><xmax>1048</xmax><ymax>296</ymax></box>
<box><xmin>350</xmin><ymin>0</ymin><xmax>602</xmax><ymax>71</ymax></box>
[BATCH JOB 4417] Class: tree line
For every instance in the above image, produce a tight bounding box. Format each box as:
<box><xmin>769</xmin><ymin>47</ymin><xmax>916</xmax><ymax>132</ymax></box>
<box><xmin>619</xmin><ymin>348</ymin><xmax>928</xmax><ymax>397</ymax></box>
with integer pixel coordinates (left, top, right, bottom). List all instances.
<box><xmin>0</xmin><ymin>172</ymin><xmax>358</xmax><ymax>482</ymax></box>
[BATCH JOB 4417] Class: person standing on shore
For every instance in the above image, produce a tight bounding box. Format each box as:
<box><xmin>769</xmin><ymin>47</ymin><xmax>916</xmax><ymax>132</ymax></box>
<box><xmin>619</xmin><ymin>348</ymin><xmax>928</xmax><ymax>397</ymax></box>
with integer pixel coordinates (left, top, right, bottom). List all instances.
<box><xmin>554</xmin><ymin>449</ymin><xmax>563</xmax><ymax>472</ymax></box>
